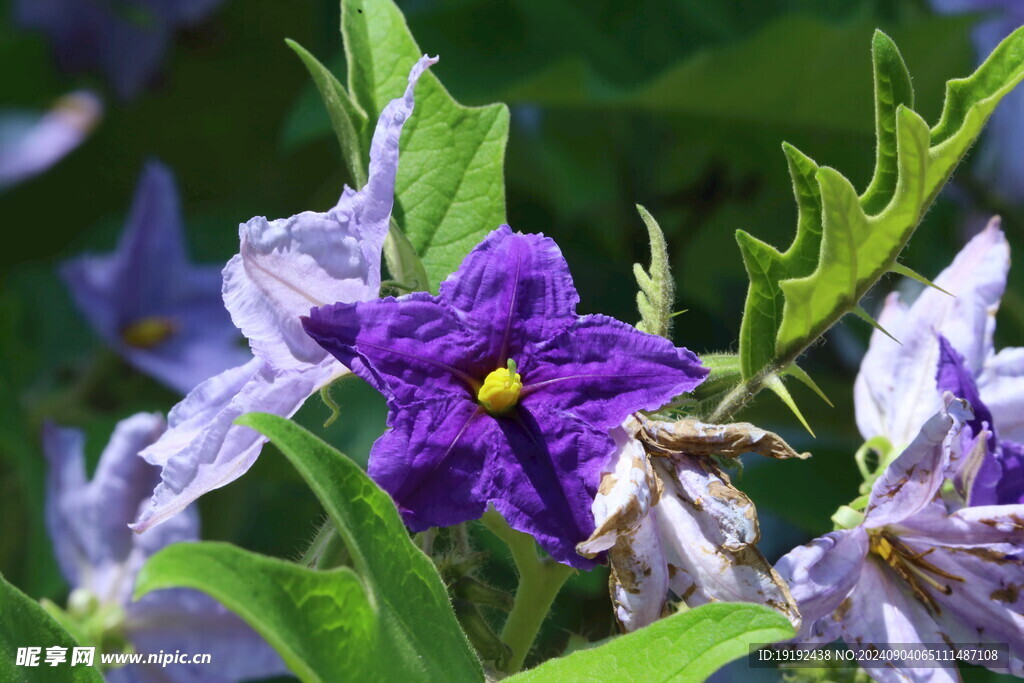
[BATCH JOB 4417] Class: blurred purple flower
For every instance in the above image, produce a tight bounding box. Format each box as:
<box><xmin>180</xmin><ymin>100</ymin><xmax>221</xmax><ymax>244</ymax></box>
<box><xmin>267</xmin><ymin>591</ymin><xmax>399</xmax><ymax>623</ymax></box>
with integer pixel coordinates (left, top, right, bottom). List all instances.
<box><xmin>855</xmin><ymin>218</ymin><xmax>1023</xmax><ymax>461</ymax></box>
<box><xmin>61</xmin><ymin>160</ymin><xmax>250</xmax><ymax>395</ymax></box>
<box><xmin>302</xmin><ymin>227</ymin><xmax>708</xmax><ymax>568</ymax></box>
<box><xmin>130</xmin><ymin>56</ymin><xmax>435</xmax><ymax>533</ymax></box>
<box><xmin>576</xmin><ymin>418</ymin><xmax>800</xmax><ymax>631</ymax></box>
<box><xmin>936</xmin><ymin>335</ymin><xmax>1024</xmax><ymax>504</ymax></box>
<box><xmin>931</xmin><ymin>0</ymin><xmax>1024</xmax><ymax>200</ymax></box>
<box><xmin>776</xmin><ymin>394</ymin><xmax>1024</xmax><ymax>681</ymax></box>
<box><xmin>15</xmin><ymin>0</ymin><xmax>225</xmax><ymax>100</ymax></box>
<box><xmin>0</xmin><ymin>90</ymin><xmax>102</xmax><ymax>190</ymax></box>
<box><xmin>43</xmin><ymin>413</ymin><xmax>286</xmax><ymax>682</ymax></box>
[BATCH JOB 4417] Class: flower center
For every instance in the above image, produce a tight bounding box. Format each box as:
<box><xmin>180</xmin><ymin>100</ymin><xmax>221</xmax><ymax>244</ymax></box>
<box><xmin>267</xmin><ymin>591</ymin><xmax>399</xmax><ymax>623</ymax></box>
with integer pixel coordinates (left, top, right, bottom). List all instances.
<box><xmin>477</xmin><ymin>359</ymin><xmax>522</xmax><ymax>415</ymax></box>
<box><xmin>868</xmin><ymin>530</ymin><xmax>962</xmax><ymax>612</ymax></box>
<box><xmin>120</xmin><ymin>316</ymin><xmax>177</xmax><ymax>349</ymax></box>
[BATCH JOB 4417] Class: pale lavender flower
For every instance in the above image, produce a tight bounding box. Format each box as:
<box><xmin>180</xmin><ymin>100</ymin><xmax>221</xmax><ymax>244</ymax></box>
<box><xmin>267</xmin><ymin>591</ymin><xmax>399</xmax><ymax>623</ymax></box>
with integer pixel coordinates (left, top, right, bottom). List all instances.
<box><xmin>575</xmin><ymin>416</ymin><xmax>803</xmax><ymax>631</ymax></box>
<box><xmin>776</xmin><ymin>394</ymin><xmax>1024</xmax><ymax>681</ymax></box>
<box><xmin>43</xmin><ymin>413</ymin><xmax>286</xmax><ymax>682</ymax></box>
<box><xmin>61</xmin><ymin>160</ymin><xmax>250</xmax><ymax>395</ymax></box>
<box><xmin>0</xmin><ymin>90</ymin><xmax>102</xmax><ymax>190</ymax></box>
<box><xmin>931</xmin><ymin>1</ymin><xmax>1024</xmax><ymax>200</ymax></box>
<box><xmin>15</xmin><ymin>0</ymin><xmax>225</xmax><ymax>99</ymax></box>
<box><xmin>130</xmin><ymin>56</ymin><xmax>435</xmax><ymax>533</ymax></box>
<box><xmin>855</xmin><ymin>218</ymin><xmax>1023</xmax><ymax>460</ymax></box>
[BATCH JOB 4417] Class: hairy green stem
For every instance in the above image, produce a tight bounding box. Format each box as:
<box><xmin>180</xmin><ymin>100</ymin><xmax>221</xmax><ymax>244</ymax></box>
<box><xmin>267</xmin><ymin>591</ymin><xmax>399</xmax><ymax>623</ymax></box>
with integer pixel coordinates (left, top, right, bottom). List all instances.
<box><xmin>300</xmin><ymin>520</ymin><xmax>349</xmax><ymax>569</ymax></box>
<box><xmin>481</xmin><ymin>509</ymin><xmax>573</xmax><ymax>674</ymax></box>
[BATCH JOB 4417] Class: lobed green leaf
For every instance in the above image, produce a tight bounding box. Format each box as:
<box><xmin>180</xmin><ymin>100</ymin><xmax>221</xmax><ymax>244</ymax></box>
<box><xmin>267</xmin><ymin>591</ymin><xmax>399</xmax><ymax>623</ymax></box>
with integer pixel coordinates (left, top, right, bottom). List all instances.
<box><xmin>736</xmin><ymin>27</ymin><xmax>1024</xmax><ymax>388</ymax></box>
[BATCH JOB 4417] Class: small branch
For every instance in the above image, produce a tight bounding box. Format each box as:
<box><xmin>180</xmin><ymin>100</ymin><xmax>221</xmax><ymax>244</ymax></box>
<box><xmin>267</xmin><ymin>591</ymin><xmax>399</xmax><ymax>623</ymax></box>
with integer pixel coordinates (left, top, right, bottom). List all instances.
<box><xmin>481</xmin><ymin>509</ymin><xmax>573</xmax><ymax>674</ymax></box>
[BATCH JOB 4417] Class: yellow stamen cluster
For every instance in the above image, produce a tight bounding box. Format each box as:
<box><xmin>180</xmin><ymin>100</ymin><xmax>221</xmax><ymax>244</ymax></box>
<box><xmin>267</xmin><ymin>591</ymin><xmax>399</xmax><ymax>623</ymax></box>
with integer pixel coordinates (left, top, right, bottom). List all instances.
<box><xmin>477</xmin><ymin>359</ymin><xmax>522</xmax><ymax>415</ymax></box>
<box><xmin>869</xmin><ymin>530</ymin><xmax>962</xmax><ymax>612</ymax></box>
<box><xmin>121</xmin><ymin>317</ymin><xmax>177</xmax><ymax>349</ymax></box>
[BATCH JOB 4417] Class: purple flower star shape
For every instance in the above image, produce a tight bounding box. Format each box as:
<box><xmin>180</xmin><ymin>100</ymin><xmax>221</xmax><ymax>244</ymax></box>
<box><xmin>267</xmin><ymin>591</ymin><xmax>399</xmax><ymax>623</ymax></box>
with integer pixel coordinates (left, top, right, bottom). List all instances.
<box><xmin>302</xmin><ymin>226</ymin><xmax>708</xmax><ymax>567</ymax></box>
<box><xmin>855</xmin><ymin>218</ymin><xmax>1024</xmax><ymax>501</ymax></box>
<box><xmin>61</xmin><ymin>160</ymin><xmax>250</xmax><ymax>395</ymax></box>
<box><xmin>130</xmin><ymin>56</ymin><xmax>434</xmax><ymax>533</ymax></box>
<box><xmin>0</xmin><ymin>90</ymin><xmax>102</xmax><ymax>190</ymax></box>
<box><xmin>776</xmin><ymin>394</ymin><xmax>1024</xmax><ymax>682</ymax></box>
<box><xmin>15</xmin><ymin>0</ymin><xmax>225</xmax><ymax>100</ymax></box>
<box><xmin>43</xmin><ymin>413</ymin><xmax>287</xmax><ymax>683</ymax></box>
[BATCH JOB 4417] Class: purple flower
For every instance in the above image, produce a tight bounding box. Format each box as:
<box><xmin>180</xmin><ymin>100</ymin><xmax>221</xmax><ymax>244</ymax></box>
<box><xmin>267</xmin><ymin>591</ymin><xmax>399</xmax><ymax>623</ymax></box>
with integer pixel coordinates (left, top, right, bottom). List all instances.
<box><xmin>776</xmin><ymin>394</ymin><xmax>1024</xmax><ymax>680</ymax></box>
<box><xmin>43</xmin><ymin>414</ymin><xmax>286</xmax><ymax>682</ymax></box>
<box><xmin>936</xmin><ymin>335</ymin><xmax>1024</xmax><ymax>504</ymax></box>
<box><xmin>855</xmin><ymin>218</ymin><xmax>1023</xmax><ymax>462</ymax></box>
<box><xmin>61</xmin><ymin>161</ymin><xmax>251</xmax><ymax>395</ymax></box>
<box><xmin>130</xmin><ymin>56</ymin><xmax>434</xmax><ymax>533</ymax></box>
<box><xmin>931</xmin><ymin>1</ymin><xmax>1024</xmax><ymax>200</ymax></box>
<box><xmin>301</xmin><ymin>227</ymin><xmax>708</xmax><ymax>568</ymax></box>
<box><xmin>576</xmin><ymin>417</ymin><xmax>801</xmax><ymax>631</ymax></box>
<box><xmin>0</xmin><ymin>90</ymin><xmax>102</xmax><ymax>190</ymax></box>
<box><xmin>15</xmin><ymin>0</ymin><xmax>225</xmax><ymax>100</ymax></box>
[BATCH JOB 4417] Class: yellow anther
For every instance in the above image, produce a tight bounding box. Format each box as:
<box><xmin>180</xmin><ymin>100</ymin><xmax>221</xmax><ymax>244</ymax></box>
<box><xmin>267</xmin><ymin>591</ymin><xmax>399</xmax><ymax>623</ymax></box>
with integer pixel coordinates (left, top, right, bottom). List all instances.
<box><xmin>477</xmin><ymin>359</ymin><xmax>522</xmax><ymax>415</ymax></box>
<box><xmin>121</xmin><ymin>317</ymin><xmax>177</xmax><ymax>349</ymax></box>
<box><xmin>870</xmin><ymin>534</ymin><xmax>894</xmax><ymax>562</ymax></box>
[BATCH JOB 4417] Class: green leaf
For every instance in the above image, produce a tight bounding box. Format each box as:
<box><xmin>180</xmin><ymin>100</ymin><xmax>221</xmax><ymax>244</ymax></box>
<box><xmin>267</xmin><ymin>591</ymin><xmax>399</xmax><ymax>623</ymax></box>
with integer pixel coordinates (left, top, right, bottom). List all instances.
<box><xmin>136</xmin><ymin>414</ymin><xmax>482</xmax><ymax>683</ymax></box>
<box><xmin>633</xmin><ymin>205</ymin><xmax>675</xmax><ymax>338</ymax></box>
<box><xmin>735</xmin><ymin>27</ymin><xmax>1024</xmax><ymax>385</ymax></box>
<box><xmin>0</xmin><ymin>573</ymin><xmax>103</xmax><ymax>682</ymax></box>
<box><xmin>286</xmin><ymin>39</ymin><xmax>370</xmax><ymax>188</ymax></box>
<box><xmin>342</xmin><ymin>0</ymin><xmax>510</xmax><ymax>290</ymax></box>
<box><xmin>383</xmin><ymin>218</ymin><xmax>430</xmax><ymax>292</ymax></box>
<box><xmin>508</xmin><ymin>602</ymin><xmax>793</xmax><ymax>682</ymax></box>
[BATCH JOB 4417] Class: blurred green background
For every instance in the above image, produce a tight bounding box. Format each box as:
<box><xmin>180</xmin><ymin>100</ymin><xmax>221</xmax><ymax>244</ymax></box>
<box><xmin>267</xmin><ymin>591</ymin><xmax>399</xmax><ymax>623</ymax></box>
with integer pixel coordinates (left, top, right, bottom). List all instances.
<box><xmin>1</xmin><ymin>0</ymin><xmax>1021</xmax><ymax>678</ymax></box>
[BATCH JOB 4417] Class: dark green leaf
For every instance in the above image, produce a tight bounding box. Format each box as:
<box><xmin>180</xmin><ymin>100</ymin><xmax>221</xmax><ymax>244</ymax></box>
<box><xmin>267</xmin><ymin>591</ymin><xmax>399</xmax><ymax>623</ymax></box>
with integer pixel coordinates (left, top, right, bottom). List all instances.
<box><xmin>0</xmin><ymin>573</ymin><xmax>103</xmax><ymax>682</ymax></box>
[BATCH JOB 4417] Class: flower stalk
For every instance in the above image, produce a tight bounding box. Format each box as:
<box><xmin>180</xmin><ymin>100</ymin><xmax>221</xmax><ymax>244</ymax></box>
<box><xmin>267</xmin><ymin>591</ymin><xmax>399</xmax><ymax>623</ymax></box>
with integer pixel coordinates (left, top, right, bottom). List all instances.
<box><xmin>482</xmin><ymin>508</ymin><xmax>573</xmax><ymax>674</ymax></box>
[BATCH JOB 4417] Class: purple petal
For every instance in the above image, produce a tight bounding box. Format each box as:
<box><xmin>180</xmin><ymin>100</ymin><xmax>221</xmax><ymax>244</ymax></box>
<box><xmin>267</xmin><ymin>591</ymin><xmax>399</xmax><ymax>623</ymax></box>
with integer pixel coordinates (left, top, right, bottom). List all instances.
<box><xmin>909</xmin><ymin>542</ymin><xmax>1024</xmax><ymax>675</ymax></box>
<box><xmin>130</xmin><ymin>356</ymin><xmax>342</xmax><ymax>533</ymax></box>
<box><xmin>437</xmin><ymin>228</ymin><xmax>580</xmax><ymax>365</ymax></box>
<box><xmin>368</xmin><ymin>396</ymin><xmax>493</xmax><ymax>530</ymax></box>
<box><xmin>61</xmin><ymin>161</ymin><xmax>249</xmax><ymax>393</ymax></box>
<box><xmin>303</xmin><ymin>293</ymin><xmax>486</xmax><ymax>405</ymax></box>
<box><xmin>936</xmin><ymin>335</ymin><xmax>997</xmax><ymax>450</ymax></box>
<box><xmin>774</xmin><ymin>529</ymin><xmax>869</xmax><ymax>640</ymax></box>
<box><xmin>122</xmin><ymin>587</ymin><xmax>286</xmax><ymax>683</ymax></box>
<box><xmin>865</xmin><ymin>395</ymin><xmax>972</xmax><ymax>527</ymax></box>
<box><xmin>896</xmin><ymin>503</ymin><xmax>1024</xmax><ymax>547</ymax></box>
<box><xmin>0</xmin><ymin>91</ymin><xmax>102</xmax><ymax>189</ymax></box>
<box><xmin>853</xmin><ymin>291</ymin><xmax>909</xmax><ymax>442</ymax></box>
<box><xmin>995</xmin><ymin>439</ymin><xmax>1024</xmax><ymax>504</ymax></box>
<box><xmin>44</xmin><ymin>413</ymin><xmax>172</xmax><ymax>602</ymax></box>
<box><xmin>649</xmin><ymin>457</ymin><xmax>800</xmax><ymax>628</ymax></box>
<box><xmin>979</xmin><ymin>346</ymin><xmax>1024</xmax><ymax>443</ymax></box>
<box><xmin>522</xmin><ymin>314</ymin><xmax>708</xmax><ymax>430</ymax></box>
<box><xmin>854</xmin><ymin>219</ymin><xmax>1009</xmax><ymax>448</ymax></box>
<box><xmin>838</xmin><ymin>560</ymin><xmax>958</xmax><ymax>683</ymax></box>
<box><xmin>16</xmin><ymin>0</ymin><xmax>168</xmax><ymax>99</ymax></box>
<box><xmin>224</xmin><ymin>56</ymin><xmax>435</xmax><ymax>372</ymax></box>
<box><xmin>487</xmin><ymin>408</ymin><xmax>609</xmax><ymax>569</ymax></box>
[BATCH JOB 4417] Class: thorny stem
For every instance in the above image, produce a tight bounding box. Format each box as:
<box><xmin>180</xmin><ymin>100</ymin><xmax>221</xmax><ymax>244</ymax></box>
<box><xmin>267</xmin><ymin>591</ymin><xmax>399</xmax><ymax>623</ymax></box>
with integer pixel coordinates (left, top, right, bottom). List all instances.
<box><xmin>481</xmin><ymin>508</ymin><xmax>573</xmax><ymax>675</ymax></box>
